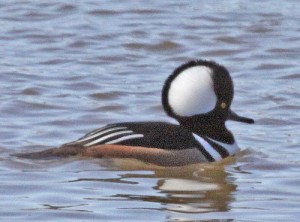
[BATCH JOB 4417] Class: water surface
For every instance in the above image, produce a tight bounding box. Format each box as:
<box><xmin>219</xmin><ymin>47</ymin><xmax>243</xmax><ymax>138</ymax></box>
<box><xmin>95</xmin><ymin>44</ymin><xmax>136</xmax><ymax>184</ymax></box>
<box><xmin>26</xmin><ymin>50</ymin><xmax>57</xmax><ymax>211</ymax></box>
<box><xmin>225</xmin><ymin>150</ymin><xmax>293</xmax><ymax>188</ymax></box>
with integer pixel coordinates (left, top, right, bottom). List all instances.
<box><xmin>1</xmin><ymin>1</ymin><xmax>300</xmax><ymax>221</ymax></box>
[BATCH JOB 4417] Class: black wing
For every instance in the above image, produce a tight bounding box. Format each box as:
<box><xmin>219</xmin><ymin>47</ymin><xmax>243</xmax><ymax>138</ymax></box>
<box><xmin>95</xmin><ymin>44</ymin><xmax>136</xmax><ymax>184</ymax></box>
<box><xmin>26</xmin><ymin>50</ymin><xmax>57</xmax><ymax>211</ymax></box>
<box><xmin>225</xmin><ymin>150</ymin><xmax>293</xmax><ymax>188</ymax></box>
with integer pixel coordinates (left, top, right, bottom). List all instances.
<box><xmin>65</xmin><ymin>122</ymin><xmax>199</xmax><ymax>150</ymax></box>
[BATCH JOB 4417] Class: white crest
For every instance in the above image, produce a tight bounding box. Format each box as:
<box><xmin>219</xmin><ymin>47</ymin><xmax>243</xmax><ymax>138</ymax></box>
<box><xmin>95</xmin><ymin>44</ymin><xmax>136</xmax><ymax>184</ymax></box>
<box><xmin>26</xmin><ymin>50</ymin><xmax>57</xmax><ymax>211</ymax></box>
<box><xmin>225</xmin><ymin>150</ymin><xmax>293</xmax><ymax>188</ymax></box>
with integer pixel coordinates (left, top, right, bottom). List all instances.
<box><xmin>168</xmin><ymin>66</ymin><xmax>217</xmax><ymax>116</ymax></box>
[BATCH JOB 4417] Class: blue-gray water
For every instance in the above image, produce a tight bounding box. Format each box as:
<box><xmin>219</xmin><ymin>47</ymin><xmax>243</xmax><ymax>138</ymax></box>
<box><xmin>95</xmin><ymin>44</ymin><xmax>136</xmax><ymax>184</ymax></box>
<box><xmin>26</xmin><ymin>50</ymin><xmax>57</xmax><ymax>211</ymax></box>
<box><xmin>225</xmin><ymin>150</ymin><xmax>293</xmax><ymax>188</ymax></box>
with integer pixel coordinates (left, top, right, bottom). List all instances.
<box><xmin>1</xmin><ymin>1</ymin><xmax>300</xmax><ymax>221</ymax></box>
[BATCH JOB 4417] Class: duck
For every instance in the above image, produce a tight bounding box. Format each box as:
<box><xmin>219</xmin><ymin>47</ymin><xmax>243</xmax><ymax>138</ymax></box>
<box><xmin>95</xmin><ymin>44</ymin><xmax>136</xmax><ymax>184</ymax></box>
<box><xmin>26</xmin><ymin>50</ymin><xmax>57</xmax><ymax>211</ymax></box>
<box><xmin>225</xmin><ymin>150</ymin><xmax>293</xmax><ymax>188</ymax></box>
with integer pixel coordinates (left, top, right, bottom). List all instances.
<box><xmin>15</xmin><ymin>59</ymin><xmax>254</xmax><ymax>166</ymax></box>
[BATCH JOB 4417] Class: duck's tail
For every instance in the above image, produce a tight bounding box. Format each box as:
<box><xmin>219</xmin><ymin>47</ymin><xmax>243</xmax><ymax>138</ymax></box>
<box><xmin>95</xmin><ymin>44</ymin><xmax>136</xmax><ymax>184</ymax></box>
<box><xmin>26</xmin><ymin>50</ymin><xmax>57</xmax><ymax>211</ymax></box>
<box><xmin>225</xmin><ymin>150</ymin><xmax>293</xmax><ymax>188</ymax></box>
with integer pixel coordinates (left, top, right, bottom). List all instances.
<box><xmin>12</xmin><ymin>144</ymin><xmax>85</xmax><ymax>160</ymax></box>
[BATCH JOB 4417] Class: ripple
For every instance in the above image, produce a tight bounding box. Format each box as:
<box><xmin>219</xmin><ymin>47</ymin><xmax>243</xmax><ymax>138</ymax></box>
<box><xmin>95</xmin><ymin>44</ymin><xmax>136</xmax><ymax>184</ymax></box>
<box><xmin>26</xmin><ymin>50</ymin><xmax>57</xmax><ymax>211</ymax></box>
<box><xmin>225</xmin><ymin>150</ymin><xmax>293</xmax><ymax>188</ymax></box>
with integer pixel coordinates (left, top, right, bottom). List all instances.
<box><xmin>63</xmin><ymin>82</ymin><xmax>99</xmax><ymax>91</ymax></box>
<box><xmin>124</xmin><ymin>41</ymin><xmax>181</xmax><ymax>52</ymax></box>
<box><xmin>89</xmin><ymin>91</ymin><xmax>124</xmax><ymax>101</ymax></box>
<box><xmin>15</xmin><ymin>100</ymin><xmax>62</xmax><ymax>112</ymax></box>
<box><xmin>247</xmin><ymin>25</ymin><xmax>273</xmax><ymax>33</ymax></box>
<box><xmin>277</xmin><ymin>73</ymin><xmax>300</xmax><ymax>79</ymax></box>
<box><xmin>214</xmin><ymin>36</ymin><xmax>246</xmax><ymax>44</ymax></box>
<box><xmin>95</xmin><ymin>104</ymin><xmax>127</xmax><ymax>112</ymax></box>
<box><xmin>148</xmin><ymin>41</ymin><xmax>181</xmax><ymax>51</ymax></box>
<box><xmin>127</xmin><ymin>9</ymin><xmax>163</xmax><ymax>14</ymax></box>
<box><xmin>38</xmin><ymin>59</ymin><xmax>73</xmax><ymax>65</ymax></box>
<box><xmin>68</xmin><ymin>40</ymin><xmax>91</xmax><ymax>48</ymax></box>
<box><xmin>202</xmin><ymin>49</ymin><xmax>244</xmax><ymax>57</ymax></box>
<box><xmin>21</xmin><ymin>87</ymin><xmax>42</xmax><ymax>96</ymax></box>
<box><xmin>56</xmin><ymin>4</ymin><xmax>77</xmax><ymax>13</ymax></box>
<box><xmin>88</xmin><ymin>9</ymin><xmax>119</xmax><ymax>16</ymax></box>
<box><xmin>255</xmin><ymin>63</ymin><xmax>291</xmax><ymax>70</ymax></box>
<box><xmin>258</xmin><ymin>117</ymin><xmax>295</xmax><ymax>126</ymax></box>
<box><xmin>257</xmin><ymin>12</ymin><xmax>282</xmax><ymax>18</ymax></box>
<box><xmin>267</xmin><ymin>48</ymin><xmax>297</xmax><ymax>53</ymax></box>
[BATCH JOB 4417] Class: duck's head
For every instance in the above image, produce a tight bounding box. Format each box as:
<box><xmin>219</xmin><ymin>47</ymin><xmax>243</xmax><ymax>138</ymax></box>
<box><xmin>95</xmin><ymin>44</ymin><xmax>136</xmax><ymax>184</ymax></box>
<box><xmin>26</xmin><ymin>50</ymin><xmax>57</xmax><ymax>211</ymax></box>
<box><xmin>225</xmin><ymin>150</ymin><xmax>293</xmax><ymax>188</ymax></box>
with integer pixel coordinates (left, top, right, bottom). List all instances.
<box><xmin>162</xmin><ymin>60</ymin><xmax>254</xmax><ymax>131</ymax></box>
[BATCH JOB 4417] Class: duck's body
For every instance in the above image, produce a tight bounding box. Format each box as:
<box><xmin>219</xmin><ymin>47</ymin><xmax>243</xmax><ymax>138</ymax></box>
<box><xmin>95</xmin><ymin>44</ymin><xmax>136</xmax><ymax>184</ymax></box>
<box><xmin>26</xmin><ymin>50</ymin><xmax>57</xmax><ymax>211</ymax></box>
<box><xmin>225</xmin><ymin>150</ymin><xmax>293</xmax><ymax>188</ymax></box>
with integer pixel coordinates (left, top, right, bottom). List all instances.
<box><xmin>16</xmin><ymin>60</ymin><xmax>254</xmax><ymax>166</ymax></box>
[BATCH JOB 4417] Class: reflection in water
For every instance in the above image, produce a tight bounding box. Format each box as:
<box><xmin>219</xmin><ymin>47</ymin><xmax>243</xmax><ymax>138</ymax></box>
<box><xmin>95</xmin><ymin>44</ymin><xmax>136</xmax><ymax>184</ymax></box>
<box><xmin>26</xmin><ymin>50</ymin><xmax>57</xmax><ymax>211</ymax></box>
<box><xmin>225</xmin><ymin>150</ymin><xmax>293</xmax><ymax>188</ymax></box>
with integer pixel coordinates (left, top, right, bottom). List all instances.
<box><xmin>94</xmin><ymin>159</ymin><xmax>237</xmax><ymax>216</ymax></box>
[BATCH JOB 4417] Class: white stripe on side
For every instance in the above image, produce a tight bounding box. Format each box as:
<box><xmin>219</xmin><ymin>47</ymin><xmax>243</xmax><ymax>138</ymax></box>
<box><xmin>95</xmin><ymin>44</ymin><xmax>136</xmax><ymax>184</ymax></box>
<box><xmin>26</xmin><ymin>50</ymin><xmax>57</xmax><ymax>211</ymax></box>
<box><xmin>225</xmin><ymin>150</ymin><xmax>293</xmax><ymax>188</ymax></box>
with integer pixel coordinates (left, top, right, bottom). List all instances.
<box><xmin>84</xmin><ymin>125</ymin><xmax>115</xmax><ymax>137</ymax></box>
<box><xmin>105</xmin><ymin>134</ymin><xmax>144</xmax><ymax>145</ymax></box>
<box><xmin>84</xmin><ymin>130</ymin><xmax>133</xmax><ymax>147</ymax></box>
<box><xmin>76</xmin><ymin>127</ymin><xmax>127</xmax><ymax>143</ymax></box>
<box><xmin>206</xmin><ymin>137</ymin><xmax>239</xmax><ymax>155</ymax></box>
<box><xmin>192</xmin><ymin>133</ymin><xmax>222</xmax><ymax>161</ymax></box>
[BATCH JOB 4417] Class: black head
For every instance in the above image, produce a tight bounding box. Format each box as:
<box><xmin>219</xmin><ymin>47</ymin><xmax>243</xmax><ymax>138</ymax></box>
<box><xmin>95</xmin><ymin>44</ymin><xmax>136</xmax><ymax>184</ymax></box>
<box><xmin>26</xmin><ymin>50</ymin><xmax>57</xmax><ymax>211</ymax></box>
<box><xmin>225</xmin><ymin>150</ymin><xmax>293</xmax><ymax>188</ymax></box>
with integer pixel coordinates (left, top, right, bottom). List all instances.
<box><xmin>162</xmin><ymin>60</ymin><xmax>254</xmax><ymax>141</ymax></box>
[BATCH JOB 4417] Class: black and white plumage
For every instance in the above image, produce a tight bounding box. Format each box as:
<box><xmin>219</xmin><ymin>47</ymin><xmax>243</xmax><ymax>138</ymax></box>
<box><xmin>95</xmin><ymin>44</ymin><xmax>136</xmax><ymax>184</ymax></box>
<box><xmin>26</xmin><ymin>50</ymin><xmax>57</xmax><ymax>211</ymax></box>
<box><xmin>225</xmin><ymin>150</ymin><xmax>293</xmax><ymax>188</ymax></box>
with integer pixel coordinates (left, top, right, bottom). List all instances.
<box><xmin>15</xmin><ymin>59</ymin><xmax>254</xmax><ymax>166</ymax></box>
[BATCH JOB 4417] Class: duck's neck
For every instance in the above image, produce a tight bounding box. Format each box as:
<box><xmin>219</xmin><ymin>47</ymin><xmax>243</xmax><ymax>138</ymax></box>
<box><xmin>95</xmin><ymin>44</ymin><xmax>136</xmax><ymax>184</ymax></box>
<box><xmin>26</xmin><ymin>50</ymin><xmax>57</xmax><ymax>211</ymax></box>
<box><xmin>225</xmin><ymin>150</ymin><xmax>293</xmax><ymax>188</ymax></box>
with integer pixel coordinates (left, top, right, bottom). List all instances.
<box><xmin>179</xmin><ymin>117</ymin><xmax>235</xmax><ymax>144</ymax></box>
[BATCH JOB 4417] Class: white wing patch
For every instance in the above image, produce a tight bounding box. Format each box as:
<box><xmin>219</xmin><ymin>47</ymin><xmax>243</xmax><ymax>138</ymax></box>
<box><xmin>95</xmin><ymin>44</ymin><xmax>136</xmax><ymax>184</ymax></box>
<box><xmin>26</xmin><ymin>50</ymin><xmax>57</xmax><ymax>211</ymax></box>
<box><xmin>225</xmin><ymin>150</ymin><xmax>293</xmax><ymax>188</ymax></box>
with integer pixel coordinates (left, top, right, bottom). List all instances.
<box><xmin>69</xmin><ymin>125</ymin><xmax>144</xmax><ymax>147</ymax></box>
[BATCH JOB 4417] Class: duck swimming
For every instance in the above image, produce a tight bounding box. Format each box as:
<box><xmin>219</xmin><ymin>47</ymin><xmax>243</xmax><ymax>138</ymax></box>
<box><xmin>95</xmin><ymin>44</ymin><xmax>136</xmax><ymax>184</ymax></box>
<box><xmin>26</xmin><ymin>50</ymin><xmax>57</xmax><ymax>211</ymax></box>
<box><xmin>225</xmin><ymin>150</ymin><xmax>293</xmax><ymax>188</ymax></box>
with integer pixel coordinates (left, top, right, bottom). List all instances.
<box><xmin>16</xmin><ymin>60</ymin><xmax>254</xmax><ymax>166</ymax></box>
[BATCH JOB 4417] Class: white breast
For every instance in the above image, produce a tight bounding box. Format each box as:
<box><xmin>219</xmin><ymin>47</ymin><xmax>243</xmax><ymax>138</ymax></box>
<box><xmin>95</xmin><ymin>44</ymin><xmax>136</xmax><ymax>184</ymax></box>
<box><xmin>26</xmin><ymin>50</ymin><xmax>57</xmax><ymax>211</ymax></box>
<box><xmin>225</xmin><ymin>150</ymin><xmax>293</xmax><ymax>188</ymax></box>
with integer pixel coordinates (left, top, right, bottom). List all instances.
<box><xmin>193</xmin><ymin>133</ymin><xmax>223</xmax><ymax>161</ymax></box>
<box><xmin>168</xmin><ymin>66</ymin><xmax>217</xmax><ymax>117</ymax></box>
<box><xmin>193</xmin><ymin>133</ymin><xmax>240</xmax><ymax>161</ymax></box>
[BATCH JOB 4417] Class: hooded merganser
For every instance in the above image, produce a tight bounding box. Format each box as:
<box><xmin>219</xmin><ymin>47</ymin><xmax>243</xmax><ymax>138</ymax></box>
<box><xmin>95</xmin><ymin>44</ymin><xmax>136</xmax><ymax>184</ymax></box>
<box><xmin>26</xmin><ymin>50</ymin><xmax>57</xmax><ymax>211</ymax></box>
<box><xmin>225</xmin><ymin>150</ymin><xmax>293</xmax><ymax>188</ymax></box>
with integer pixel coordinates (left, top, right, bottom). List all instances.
<box><xmin>16</xmin><ymin>60</ymin><xmax>254</xmax><ymax>166</ymax></box>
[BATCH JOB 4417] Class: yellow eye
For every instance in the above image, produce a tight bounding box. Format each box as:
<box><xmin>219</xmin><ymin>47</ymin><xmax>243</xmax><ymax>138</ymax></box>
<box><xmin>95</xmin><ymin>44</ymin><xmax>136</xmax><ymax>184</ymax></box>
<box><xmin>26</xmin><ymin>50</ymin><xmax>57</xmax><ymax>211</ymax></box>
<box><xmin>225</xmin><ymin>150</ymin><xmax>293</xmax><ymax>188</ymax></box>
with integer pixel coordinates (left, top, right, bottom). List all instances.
<box><xmin>220</xmin><ymin>102</ymin><xmax>227</xmax><ymax>109</ymax></box>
